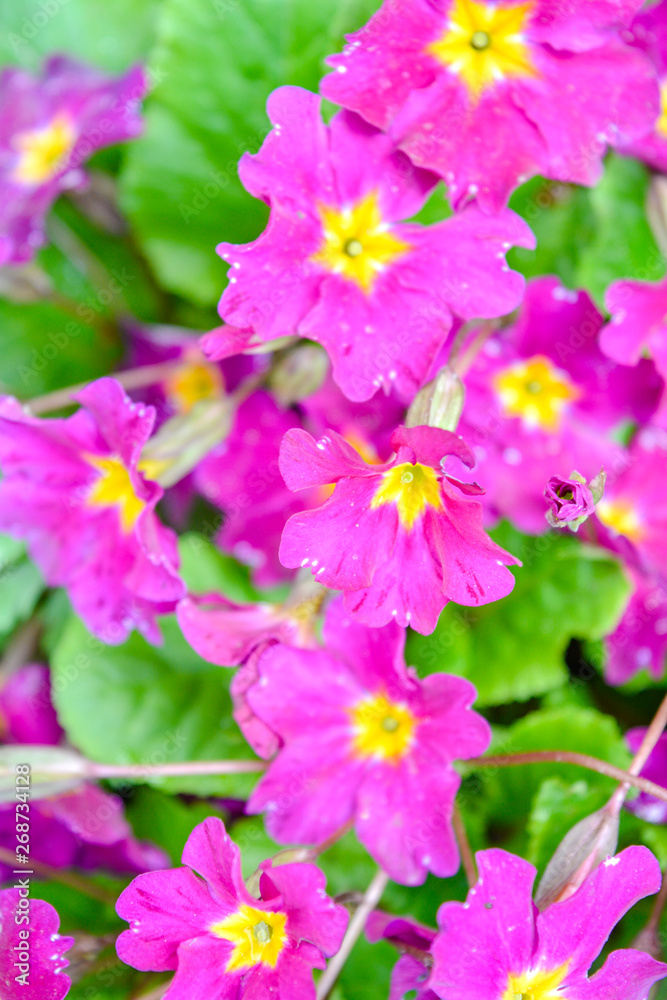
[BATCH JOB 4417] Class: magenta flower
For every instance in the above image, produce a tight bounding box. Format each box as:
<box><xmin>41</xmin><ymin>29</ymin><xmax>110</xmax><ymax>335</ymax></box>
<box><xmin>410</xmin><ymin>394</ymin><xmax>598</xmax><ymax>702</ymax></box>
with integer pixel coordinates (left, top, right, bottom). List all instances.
<box><xmin>0</xmin><ymin>56</ymin><xmax>146</xmax><ymax>265</ymax></box>
<box><xmin>0</xmin><ymin>378</ymin><xmax>185</xmax><ymax>643</ymax></box>
<box><xmin>602</xmin><ymin>277</ymin><xmax>667</xmax><ymax>409</ymax></box>
<box><xmin>116</xmin><ymin>816</ymin><xmax>348</xmax><ymax>1000</ymax></box>
<box><xmin>177</xmin><ymin>586</ymin><xmax>323</xmax><ymax>758</ymax></box>
<box><xmin>216</xmin><ymin>85</ymin><xmax>533</xmax><ymax>402</ymax></box>
<box><xmin>430</xmin><ymin>846</ymin><xmax>667</xmax><ymax>999</ymax></box>
<box><xmin>278</xmin><ymin>422</ymin><xmax>519</xmax><ymax>634</ymax></box>
<box><xmin>624</xmin><ymin>728</ymin><xmax>667</xmax><ymax>824</ymax></box>
<box><xmin>321</xmin><ymin>0</ymin><xmax>659</xmax><ymax>213</ymax></box>
<box><xmin>594</xmin><ymin>435</ymin><xmax>667</xmax><ymax>580</ymax></box>
<box><xmin>618</xmin><ymin>0</ymin><xmax>667</xmax><ymax>172</ymax></box>
<box><xmin>245</xmin><ymin>598</ymin><xmax>491</xmax><ymax>885</ymax></box>
<box><xmin>457</xmin><ymin>276</ymin><xmax>661</xmax><ymax>533</ymax></box>
<box><xmin>0</xmin><ymin>889</ymin><xmax>73</xmax><ymax>1000</ymax></box>
<box><xmin>605</xmin><ymin>570</ymin><xmax>667</xmax><ymax>685</ymax></box>
<box><xmin>366</xmin><ymin>911</ymin><xmax>437</xmax><ymax>1000</ymax></box>
<box><xmin>194</xmin><ymin>390</ymin><xmax>321</xmax><ymax>586</ymax></box>
<box><xmin>0</xmin><ymin>663</ymin><xmax>63</xmax><ymax>745</ymax></box>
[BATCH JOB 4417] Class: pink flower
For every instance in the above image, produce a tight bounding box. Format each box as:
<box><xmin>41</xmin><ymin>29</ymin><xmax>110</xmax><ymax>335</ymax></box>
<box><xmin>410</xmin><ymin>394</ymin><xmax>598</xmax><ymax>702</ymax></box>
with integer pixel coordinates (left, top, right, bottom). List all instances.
<box><xmin>0</xmin><ymin>663</ymin><xmax>63</xmax><ymax>745</ymax></box>
<box><xmin>278</xmin><ymin>423</ymin><xmax>519</xmax><ymax>634</ymax></box>
<box><xmin>321</xmin><ymin>0</ymin><xmax>659</xmax><ymax>213</ymax></box>
<box><xmin>116</xmin><ymin>816</ymin><xmax>348</xmax><ymax>1000</ymax></box>
<box><xmin>216</xmin><ymin>85</ymin><xmax>533</xmax><ymax>402</ymax></box>
<box><xmin>0</xmin><ymin>889</ymin><xmax>73</xmax><ymax>1000</ymax></box>
<box><xmin>617</xmin><ymin>0</ymin><xmax>667</xmax><ymax>172</ymax></box>
<box><xmin>0</xmin><ymin>56</ymin><xmax>146</xmax><ymax>264</ymax></box>
<box><xmin>457</xmin><ymin>277</ymin><xmax>661</xmax><ymax>533</ymax></box>
<box><xmin>605</xmin><ymin>569</ymin><xmax>667</xmax><ymax>685</ymax></box>
<box><xmin>245</xmin><ymin>598</ymin><xmax>491</xmax><ymax>885</ymax></box>
<box><xmin>602</xmin><ymin>277</ymin><xmax>667</xmax><ymax>407</ymax></box>
<box><xmin>624</xmin><ymin>728</ymin><xmax>667</xmax><ymax>824</ymax></box>
<box><xmin>366</xmin><ymin>912</ymin><xmax>437</xmax><ymax>1000</ymax></box>
<box><xmin>0</xmin><ymin>378</ymin><xmax>184</xmax><ymax>643</ymax></box>
<box><xmin>430</xmin><ymin>846</ymin><xmax>667</xmax><ymax>999</ymax></box>
<box><xmin>177</xmin><ymin>585</ymin><xmax>323</xmax><ymax>758</ymax></box>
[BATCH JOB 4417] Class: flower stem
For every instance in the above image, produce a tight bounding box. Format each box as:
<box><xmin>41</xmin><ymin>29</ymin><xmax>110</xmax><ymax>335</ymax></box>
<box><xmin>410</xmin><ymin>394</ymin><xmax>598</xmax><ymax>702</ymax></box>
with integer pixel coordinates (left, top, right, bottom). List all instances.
<box><xmin>452</xmin><ymin>801</ymin><xmax>477</xmax><ymax>887</ymax></box>
<box><xmin>628</xmin><ymin>692</ymin><xmax>667</xmax><ymax>778</ymax></box>
<box><xmin>466</xmin><ymin>751</ymin><xmax>667</xmax><ymax>803</ymax></box>
<box><xmin>88</xmin><ymin>759</ymin><xmax>266</xmax><ymax>780</ymax></box>
<box><xmin>316</xmin><ymin>868</ymin><xmax>389</xmax><ymax>1000</ymax></box>
<box><xmin>26</xmin><ymin>360</ymin><xmax>186</xmax><ymax>415</ymax></box>
<box><xmin>0</xmin><ymin>846</ymin><xmax>117</xmax><ymax>906</ymax></box>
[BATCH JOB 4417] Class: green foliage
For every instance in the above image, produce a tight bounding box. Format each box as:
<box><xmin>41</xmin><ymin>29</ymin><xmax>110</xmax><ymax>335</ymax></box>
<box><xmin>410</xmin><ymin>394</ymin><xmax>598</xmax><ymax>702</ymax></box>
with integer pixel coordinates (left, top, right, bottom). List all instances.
<box><xmin>51</xmin><ymin>613</ymin><xmax>259</xmax><ymax>797</ymax></box>
<box><xmin>178</xmin><ymin>531</ymin><xmax>259</xmax><ymax>601</ymax></box>
<box><xmin>0</xmin><ymin>0</ymin><xmax>164</xmax><ymax>71</ymax></box>
<box><xmin>481</xmin><ymin>706</ymin><xmax>630</xmax><ymax>826</ymax></box>
<box><xmin>124</xmin><ymin>784</ymin><xmax>227</xmax><ymax>865</ymax></box>
<box><xmin>407</xmin><ymin>524</ymin><xmax>632</xmax><ymax>706</ymax></box>
<box><xmin>509</xmin><ymin>155</ymin><xmax>664</xmax><ymax>306</ymax></box>
<box><xmin>0</xmin><ymin>535</ymin><xmax>44</xmax><ymax>640</ymax></box>
<box><xmin>119</xmin><ymin>0</ymin><xmax>379</xmax><ymax>305</ymax></box>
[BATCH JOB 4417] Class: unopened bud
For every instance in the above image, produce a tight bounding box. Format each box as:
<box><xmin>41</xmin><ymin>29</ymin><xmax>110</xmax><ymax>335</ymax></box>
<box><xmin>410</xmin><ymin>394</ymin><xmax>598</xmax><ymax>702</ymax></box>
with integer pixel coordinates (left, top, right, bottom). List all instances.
<box><xmin>545</xmin><ymin>469</ymin><xmax>605</xmax><ymax>532</ymax></box>
<box><xmin>0</xmin><ymin>745</ymin><xmax>89</xmax><ymax>801</ymax></box>
<box><xmin>140</xmin><ymin>396</ymin><xmax>233</xmax><ymax>487</ymax></box>
<box><xmin>405</xmin><ymin>367</ymin><xmax>465</xmax><ymax>432</ymax></box>
<box><xmin>268</xmin><ymin>344</ymin><xmax>328</xmax><ymax>406</ymax></box>
<box><xmin>0</xmin><ymin>263</ymin><xmax>52</xmax><ymax>302</ymax></box>
<box><xmin>534</xmin><ymin>793</ymin><xmax>621</xmax><ymax>909</ymax></box>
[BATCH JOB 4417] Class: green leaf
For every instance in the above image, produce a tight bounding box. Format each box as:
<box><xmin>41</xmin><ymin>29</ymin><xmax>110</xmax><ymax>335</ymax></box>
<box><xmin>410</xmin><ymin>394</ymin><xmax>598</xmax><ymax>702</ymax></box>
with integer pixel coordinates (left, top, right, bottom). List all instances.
<box><xmin>406</xmin><ymin>525</ymin><xmax>632</xmax><ymax>706</ymax></box>
<box><xmin>507</xmin><ymin>156</ymin><xmax>664</xmax><ymax>308</ymax></box>
<box><xmin>0</xmin><ymin>297</ymin><xmax>119</xmax><ymax>399</ymax></box>
<box><xmin>508</xmin><ymin>177</ymin><xmax>596</xmax><ymax>288</ymax></box>
<box><xmin>0</xmin><ymin>0</ymin><xmax>164</xmax><ymax>72</ymax></box>
<box><xmin>124</xmin><ymin>784</ymin><xmax>227</xmax><ymax>865</ymax></box>
<box><xmin>178</xmin><ymin>531</ymin><xmax>260</xmax><ymax>601</ymax></box>
<box><xmin>0</xmin><ymin>534</ymin><xmax>44</xmax><ymax>640</ymax></box>
<box><xmin>526</xmin><ymin>777</ymin><xmax>609</xmax><ymax>876</ymax></box>
<box><xmin>119</xmin><ymin>0</ymin><xmax>380</xmax><ymax>305</ymax></box>
<box><xmin>575</xmin><ymin>155</ymin><xmax>665</xmax><ymax>305</ymax></box>
<box><xmin>482</xmin><ymin>706</ymin><xmax>630</xmax><ymax>825</ymax></box>
<box><xmin>50</xmin><ymin>613</ymin><xmax>259</xmax><ymax>797</ymax></box>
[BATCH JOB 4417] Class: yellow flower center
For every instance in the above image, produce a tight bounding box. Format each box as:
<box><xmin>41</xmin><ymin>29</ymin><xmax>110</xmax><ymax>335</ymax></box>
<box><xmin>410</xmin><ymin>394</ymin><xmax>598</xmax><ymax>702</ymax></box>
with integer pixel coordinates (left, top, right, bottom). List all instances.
<box><xmin>370</xmin><ymin>462</ymin><xmax>442</xmax><ymax>530</ymax></box>
<box><xmin>311</xmin><ymin>192</ymin><xmax>411</xmax><ymax>293</ymax></box>
<box><xmin>493</xmin><ymin>355</ymin><xmax>580</xmax><ymax>430</ymax></box>
<box><xmin>12</xmin><ymin>113</ymin><xmax>77</xmax><ymax>185</ymax></box>
<box><xmin>164</xmin><ymin>359</ymin><xmax>224</xmax><ymax>414</ymax></box>
<box><xmin>428</xmin><ymin>0</ymin><xmax>536</xmax><ymax>98</ymax></box>
<box><xmin>596</xmin><ymin>499</ymin><xmax>644</xmax><ymax>543</ymax></box>
<box><xmin>350</xmin><ymin>692</ymin><xmax>416</xmax><ymax>762</ymax></box>
<box><xmin>503</xmin><ymin>962</ymin><xmax>569</xmax><ymax>1000</ymax></box>
<box><xmin>657</xmin><ymin>79</ymin><xmax>667</xmax><ymax>138</ymax></box>
<box><xmin>210</xmin><ymin>904</ymin><xmax>288</xmax><ymax>972</ymax></box>
<box><xmin>86</xmin><ymin>455</ymin><xmax>146</xmax><ymax>533</ymax></box>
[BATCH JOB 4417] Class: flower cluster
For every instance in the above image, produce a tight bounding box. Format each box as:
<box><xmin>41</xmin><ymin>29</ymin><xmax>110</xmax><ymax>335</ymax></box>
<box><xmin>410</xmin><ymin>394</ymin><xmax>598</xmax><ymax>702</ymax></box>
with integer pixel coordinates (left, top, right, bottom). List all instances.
<box><xmin>2</xmin><ymin>2</ymin><xmax>667</xmax><ymax>999</ymax></box>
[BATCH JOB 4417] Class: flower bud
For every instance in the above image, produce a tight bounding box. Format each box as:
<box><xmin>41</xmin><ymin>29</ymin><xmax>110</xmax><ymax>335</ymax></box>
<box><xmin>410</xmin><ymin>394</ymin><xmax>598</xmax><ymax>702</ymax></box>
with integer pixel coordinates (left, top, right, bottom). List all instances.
<box><xmin>267</xmin><ymin>343</ymin><xmax>328</xmax><ymax>405</ymax></box>
<box><xmin>140</xmin><ymin>396</ymin><xmax>234</xmax><ymax>487</ymax></box>
<box><xmin>545</xmin><ymin>469</ymin><xmax>605</xmax><ymax>532</ymax></box>
<box><xmin>534</xmin><ymin>791</ymin><xmax>622</xmax><ymax>909</ymax></box>
<box><xmin>405</xmin><ymin>367</ymin><xmax>465</xmax><ymax>432</ymax></box>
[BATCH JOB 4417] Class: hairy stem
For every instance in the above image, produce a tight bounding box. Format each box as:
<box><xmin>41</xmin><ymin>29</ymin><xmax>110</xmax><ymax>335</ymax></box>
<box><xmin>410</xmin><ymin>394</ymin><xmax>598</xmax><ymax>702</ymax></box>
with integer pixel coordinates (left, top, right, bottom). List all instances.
<box><xmin>466</xmin><ymin>751</ymin><xmax>667</xmax><ymax>803</ymax></box>
<box><xmin>452</xmin><ymin>801</ymin><xmax>477</xmax><ymax>887</ymax></box>
<box><xmin>316</xmin><ymin>868</ymin><xmax>389</xmax><ymax>999</ymax></box>
<box><xmin>27</xmin><ymin>360</ymin><xmax>186</xmax><ymax>415</ymax></box>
